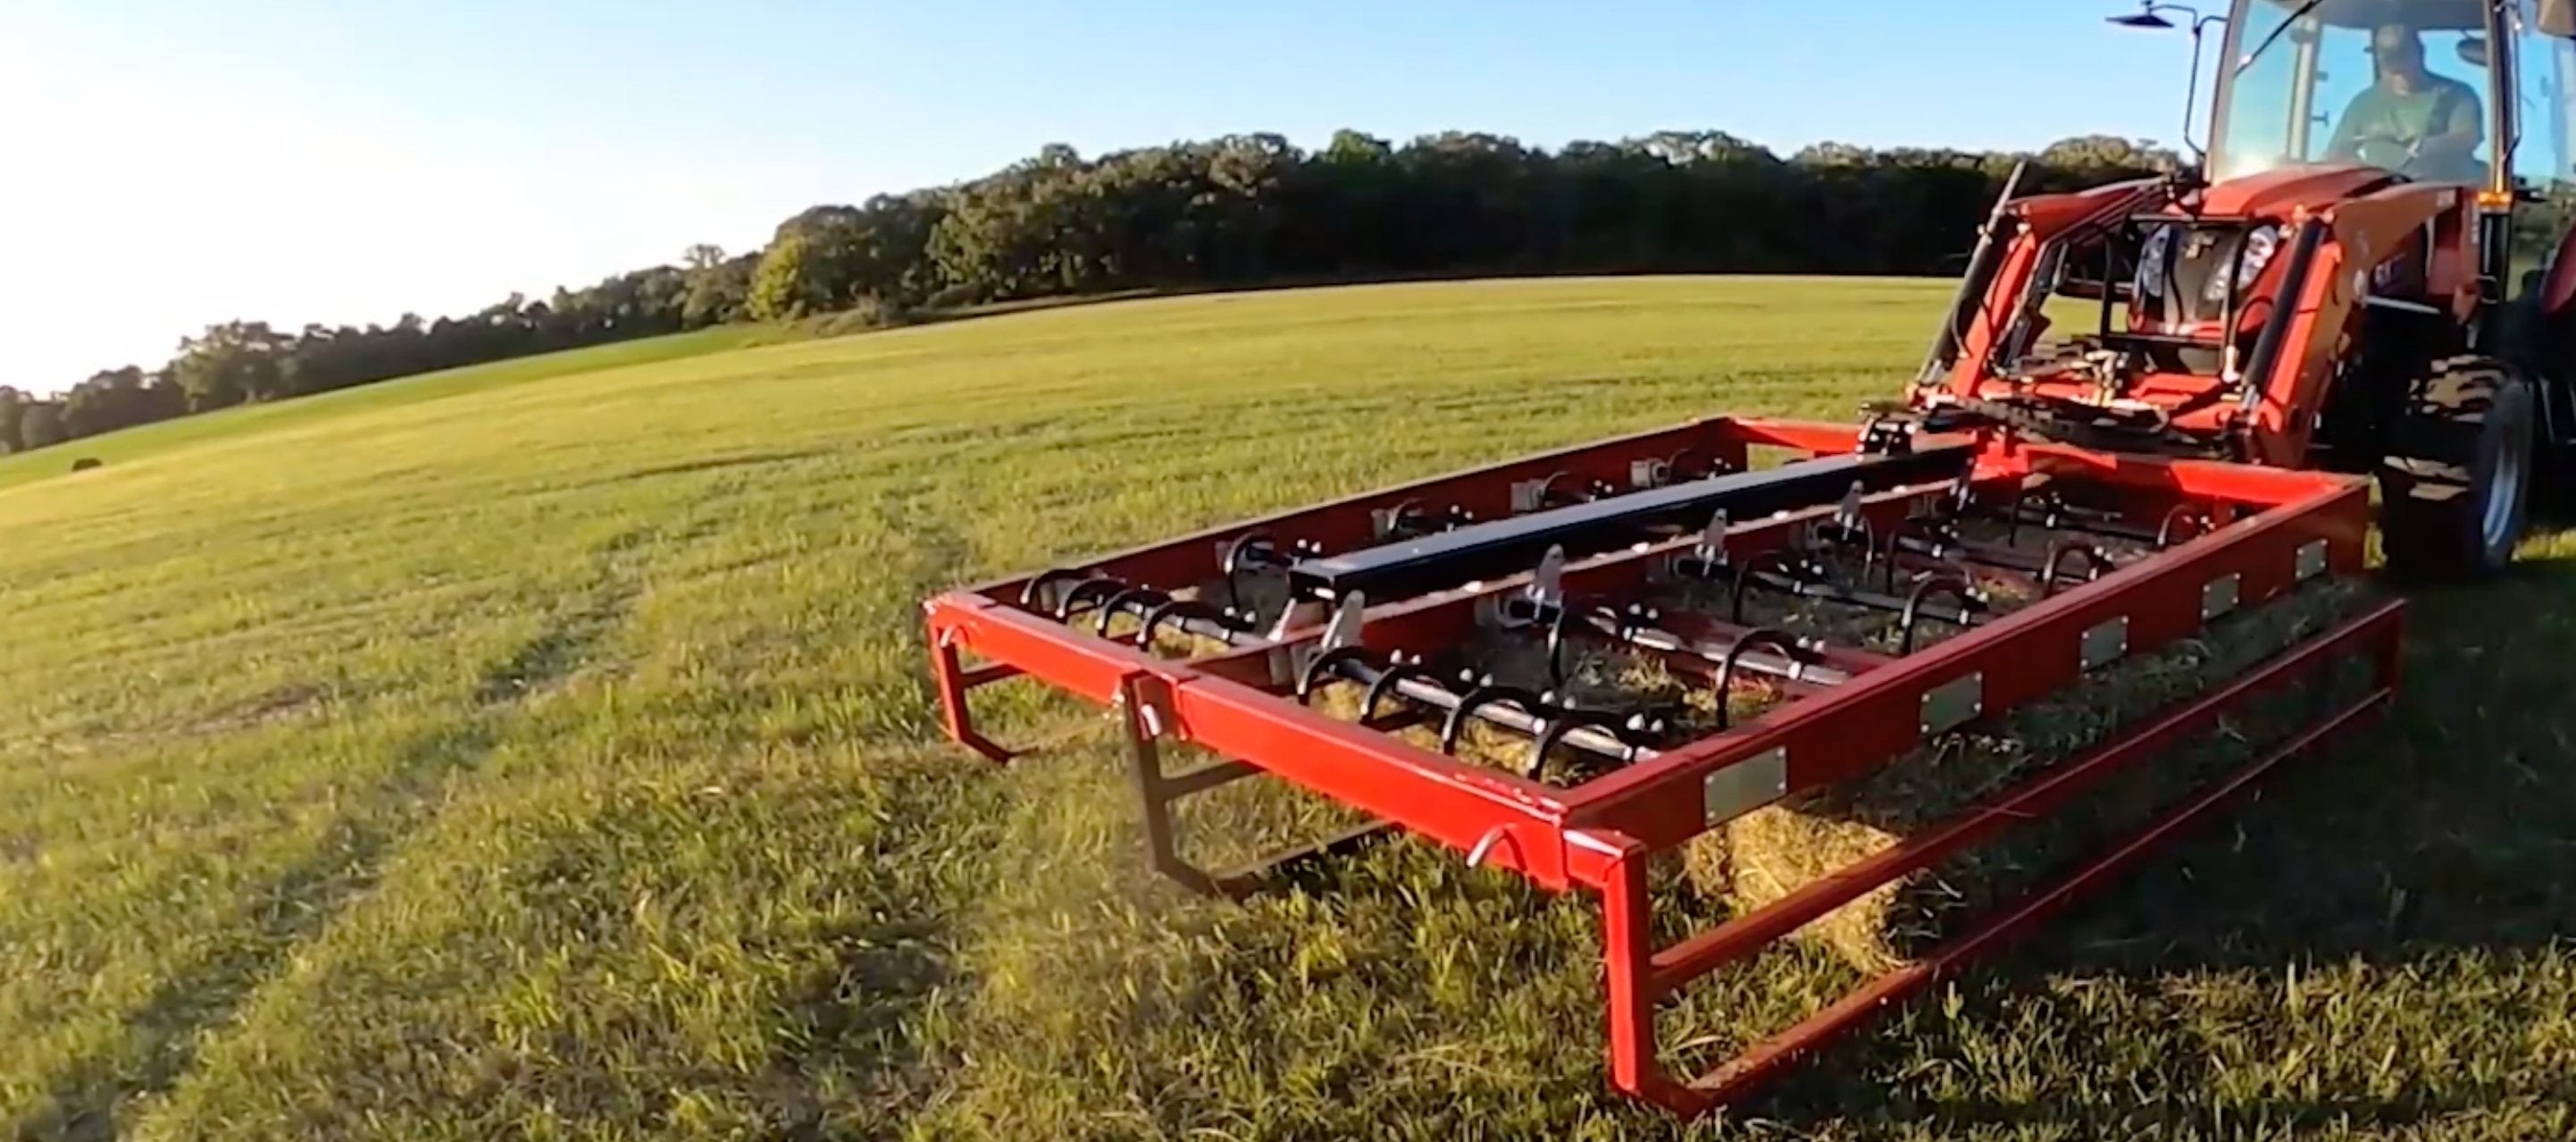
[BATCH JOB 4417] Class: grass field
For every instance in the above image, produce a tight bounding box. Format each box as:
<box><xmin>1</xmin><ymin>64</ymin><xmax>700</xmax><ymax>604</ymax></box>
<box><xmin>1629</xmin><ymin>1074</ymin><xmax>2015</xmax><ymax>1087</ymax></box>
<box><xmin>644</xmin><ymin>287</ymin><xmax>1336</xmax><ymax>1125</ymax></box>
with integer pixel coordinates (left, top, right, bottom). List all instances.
<box><xmin>5</xmin><ymin>276</ymin><xmax>2576</xmax><ymax>1140</ymax></box>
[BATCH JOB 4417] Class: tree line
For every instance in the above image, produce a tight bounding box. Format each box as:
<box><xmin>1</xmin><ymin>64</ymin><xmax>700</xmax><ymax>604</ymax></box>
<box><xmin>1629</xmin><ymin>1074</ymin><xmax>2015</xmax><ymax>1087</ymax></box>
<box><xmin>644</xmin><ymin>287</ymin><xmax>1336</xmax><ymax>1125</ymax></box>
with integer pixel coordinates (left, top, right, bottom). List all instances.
<box><xmin>2</xmin><ymin>130</ymin><xmax>2176</xmax><ymax>458</ymax></box>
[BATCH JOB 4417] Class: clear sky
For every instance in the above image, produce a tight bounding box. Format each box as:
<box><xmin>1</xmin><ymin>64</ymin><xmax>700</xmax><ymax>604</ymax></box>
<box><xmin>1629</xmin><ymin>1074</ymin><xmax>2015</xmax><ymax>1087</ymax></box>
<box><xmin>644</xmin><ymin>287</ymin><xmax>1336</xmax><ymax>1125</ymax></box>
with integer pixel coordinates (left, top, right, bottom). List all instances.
<box><xmin>0</xmin><ymin>0</ymin><xmax>2204</xmax><ymax>392</ymax></box>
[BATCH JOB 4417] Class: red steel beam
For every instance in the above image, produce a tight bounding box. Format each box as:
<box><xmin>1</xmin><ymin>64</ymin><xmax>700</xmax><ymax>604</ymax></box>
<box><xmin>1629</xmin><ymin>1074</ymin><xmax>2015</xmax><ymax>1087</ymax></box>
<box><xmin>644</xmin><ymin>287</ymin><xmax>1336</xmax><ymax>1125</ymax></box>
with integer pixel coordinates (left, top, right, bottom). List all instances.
<box><xmin>1647</xmin><ymin>598</ymin><xmax>2400</xmax><ymax>993</ymax></box>
<box><xmin>925</xmin><ymin>595</ymin><xmax>1594</xmax><ymax>887</ymax></box>
<box><xmin>1593</xmin><ymin>600</ymin><xmax>2401</xmax><ymax>1115</ymax></box>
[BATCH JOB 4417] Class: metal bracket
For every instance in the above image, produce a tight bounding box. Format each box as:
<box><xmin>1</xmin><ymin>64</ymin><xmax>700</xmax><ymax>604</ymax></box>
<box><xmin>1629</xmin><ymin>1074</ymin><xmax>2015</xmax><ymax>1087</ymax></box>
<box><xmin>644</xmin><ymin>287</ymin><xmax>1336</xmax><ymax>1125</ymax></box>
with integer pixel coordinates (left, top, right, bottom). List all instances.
<box><xmin>1529</xmin><ymin>545</ymin><xmax>1567</xmax><ymax>613</ymax></box>
<box><xmin>1117</xmin><ymin>675</ymin><xmax>1179</xmax><ymax>742</ymax></box>
<box><xmin>2201</xmin><ymin>573</ymin><xmax>2241</xmax><ymax>622</ymax></box>
<box><xmin>1320</xmin><ymin>592</ymin><xmax>1367</xmax><ymax>652</ymax></box>
<box><xmin>1629</xmin><ymin>458</ymin><xmax>1670</xmax><ymax>489</ymax></box>
<box><xmin>1833</xmin><ymin>481</ymin><xmax>1866</xmax><ymax>533</ymax></box>
<box><xmin>2080</xmin><ymin>615</ymin><xmax>2129</xmax><ymax>671</ymax></box>
<box><xmin>1702</xmin><ymin>746</ymin><xmax>1789</xmax><ymax>826</ymax></box>
<box><xmin>1694</xmin><ymin>509</ymin><xmax>1730</xmax><ymax>567</ymax></box>
<box><xmin>1267</xmin><ymin>598</ymin><xmax>1328</xmax><ymax>642</ymax></box>
<box><xmin>2295</xmin><ymin>540</ymin><xmax>2328</xmax><ymax>583</ymax></box>
<box><xmin>1280</xmin><ymin>592</ymin><xmax>1370</xmax><ymax>684</ymax></box>
<box><xmin>1920</xmin><ymin>672</ymin><xmax>1985</xmax><ymax>736</ymax></box>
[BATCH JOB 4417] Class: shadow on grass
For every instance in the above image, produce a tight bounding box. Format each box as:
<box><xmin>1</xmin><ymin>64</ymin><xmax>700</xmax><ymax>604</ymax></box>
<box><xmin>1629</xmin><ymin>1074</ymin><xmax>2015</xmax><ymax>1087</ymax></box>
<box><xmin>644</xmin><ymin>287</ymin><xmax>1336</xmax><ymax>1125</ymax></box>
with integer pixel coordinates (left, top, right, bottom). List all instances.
<box><xmin>1745</xmin><ymin>550</ymin><xmax>2576</xmax><ymax>1136</ymax></box>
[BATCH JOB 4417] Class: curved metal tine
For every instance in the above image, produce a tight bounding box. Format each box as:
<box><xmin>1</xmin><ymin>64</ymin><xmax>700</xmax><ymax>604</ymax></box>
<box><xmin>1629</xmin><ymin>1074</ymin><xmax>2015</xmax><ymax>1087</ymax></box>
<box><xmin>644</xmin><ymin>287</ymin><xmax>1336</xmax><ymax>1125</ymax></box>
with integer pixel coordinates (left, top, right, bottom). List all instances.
<box><xmin>1296</xmin><ymin>645</ymin><xmax>1379</xmax><ymax>702</ymax></box>
<box><xmin>1727</xmin><ymin>554</ymin><xmax>1774</xmax><ymax>624</ymax></box>
<box><xmin>1373</xmin><ymin>500</ymin><xmax>1429</xmax><ymax>541</ymax></box>
<box><xmin>1815</xmin><ymin>481</ymin><xmax>1878</xmax><ymax>582</ymax></box>
<box><xmin>1221</xmin><ymin>532</ymin><xmax>1279</xmax><ymax>612</ymax></box>
<box><xmin>1886</xmin><ymin>513</ymin><xmax>1959</xmax><ymax>591</ymax></box>
<box><xmin>2155</xmin><ymin>504</ymin><xmax>2212</xmax><ymax>548</ymax></box>
<box><xmin>1056</xmin><ymin>576</ymin><xmax>1129</xmax><ymax>621</ymax></box>
<box><xmin>1019</xmin><ymin>567</ymin><xmax>1090</xmax><ymax>613</ymax></box>
<box><xmin>1094</xmin><ymin>586</ymin><xmax>1171</xmax><ymax>636</ymax></box>
<box><xmin>1713</xmin><ymin>628</ymin><xmax>1797</xmax><ymax>730</ymax></box>
<box><xmin>1899</xmin><ymin>575</ymin><xmax>1978</xmax><ymax>654</ymax></box>
<box><xmin>1526</xmin><ymin>708</ymin><xmax>1622</xmax><ymax>779</ymax></box>
<box><xmin>1733</xmin><ymin>544</ymin><xmax>1825</xmax><ymax>623</ymax></box>
<box><xmin>1360</xmin><ymin>660</ymin><xmax>1446</xmax><ymax>722</ymax></box>
<box><xmin>2038</xmin><ymin>541</ymin><xmax>2111</xmax><ymax>597</ymax></box>
<box><xmin>1439</xmin><ymin>684</ymin><xmax>1551</xmax><ymax>755</ymax></box>
<box><xmin>1542</xmin><ymin>605</ymin><xmax>1575</xmax><ymax>688</ymax></box>
<box><xmin>1533</xmin><ymin>471</ymin><xmax>1573</xmax><ymax>510</ymax></box>
<box><xmin>1138</xmin><ymin>598</ymin><xmax>1241</xmax><ymax>651</ymax></box>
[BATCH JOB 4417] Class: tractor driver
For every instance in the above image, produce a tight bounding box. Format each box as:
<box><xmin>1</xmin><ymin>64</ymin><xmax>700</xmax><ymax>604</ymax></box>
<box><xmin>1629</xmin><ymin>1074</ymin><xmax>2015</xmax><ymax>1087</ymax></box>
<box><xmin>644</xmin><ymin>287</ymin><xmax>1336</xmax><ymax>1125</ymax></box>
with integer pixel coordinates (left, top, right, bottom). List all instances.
<box><xmin>2325</xmin><ymin>22</ymin><xmax>2485</xmax><ymax>182</ymax></box>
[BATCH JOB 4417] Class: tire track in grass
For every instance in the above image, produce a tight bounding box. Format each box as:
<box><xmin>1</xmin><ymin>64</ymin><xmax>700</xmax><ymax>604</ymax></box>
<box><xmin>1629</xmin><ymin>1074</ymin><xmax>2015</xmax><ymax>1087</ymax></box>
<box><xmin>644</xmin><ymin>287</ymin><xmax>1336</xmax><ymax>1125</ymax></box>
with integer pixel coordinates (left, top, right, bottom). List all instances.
<box><xmin>13</xmin><ymin>721</ymin><xmax>499</xmax><ymax>1142</ymax></box>
<box><xmin>10</xmin><ymin>526</ymin><xmax>660</xmax><ymax>1141</ymax></box>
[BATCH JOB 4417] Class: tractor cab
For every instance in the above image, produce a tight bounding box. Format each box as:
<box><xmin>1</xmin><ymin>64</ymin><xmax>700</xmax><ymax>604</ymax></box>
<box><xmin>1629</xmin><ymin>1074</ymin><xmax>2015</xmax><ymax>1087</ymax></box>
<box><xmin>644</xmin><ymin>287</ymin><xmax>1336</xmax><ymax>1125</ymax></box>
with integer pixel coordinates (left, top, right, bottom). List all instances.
<box><xmin>2204</xmin><ymin>0</ymin><xmax>2576</xmax><ymax>298</ymax></box>
<box><xmin>1904</xmin><ymin>0</ymin><xmax>2576</xmax><ymax>580</ymax></box>
<box><xmin>2211</xmin><ymin>0</ymin><xmax>2511</xmax><ymax>188</ymax></box>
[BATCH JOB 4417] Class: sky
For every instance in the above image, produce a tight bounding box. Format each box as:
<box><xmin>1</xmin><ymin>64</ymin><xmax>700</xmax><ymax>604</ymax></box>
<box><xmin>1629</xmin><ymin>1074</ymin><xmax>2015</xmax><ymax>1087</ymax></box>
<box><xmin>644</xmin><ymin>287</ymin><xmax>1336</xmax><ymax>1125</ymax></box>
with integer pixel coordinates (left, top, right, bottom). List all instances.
<box><xmin>0</xmin><ymin>0</ymin><xmax>2205</xmax><ymax>392</ymax></box>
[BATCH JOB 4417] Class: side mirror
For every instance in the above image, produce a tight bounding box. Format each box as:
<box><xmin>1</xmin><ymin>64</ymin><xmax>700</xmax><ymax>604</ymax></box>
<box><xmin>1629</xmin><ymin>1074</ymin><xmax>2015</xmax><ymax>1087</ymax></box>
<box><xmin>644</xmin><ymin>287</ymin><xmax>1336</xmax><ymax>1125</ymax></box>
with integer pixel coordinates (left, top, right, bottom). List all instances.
<box><xmin>2459</xmin><ymin>38</ymin><xmax>2490</xmax><ymax>68</ymax></box>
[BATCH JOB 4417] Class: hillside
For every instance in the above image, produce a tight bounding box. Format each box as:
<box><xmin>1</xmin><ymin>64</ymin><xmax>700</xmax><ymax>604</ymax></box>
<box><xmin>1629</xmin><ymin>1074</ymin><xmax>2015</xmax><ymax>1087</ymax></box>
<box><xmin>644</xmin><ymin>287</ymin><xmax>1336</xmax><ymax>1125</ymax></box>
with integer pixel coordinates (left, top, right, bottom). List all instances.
<box><xmin>4</xmin><ymin>278</ymin><xmax>2574</xmax><ymax>1140</ymax></box>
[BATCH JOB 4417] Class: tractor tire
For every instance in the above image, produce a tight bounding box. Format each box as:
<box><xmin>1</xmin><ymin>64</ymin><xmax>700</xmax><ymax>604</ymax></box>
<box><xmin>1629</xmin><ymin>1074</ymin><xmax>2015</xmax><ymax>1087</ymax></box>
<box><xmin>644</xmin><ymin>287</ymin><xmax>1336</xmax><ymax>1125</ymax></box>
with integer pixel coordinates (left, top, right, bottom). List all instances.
<box><xmin>2377</xmin><ymin>357</ymin><xmax>2537</xmax><ymax>584</ymax></box>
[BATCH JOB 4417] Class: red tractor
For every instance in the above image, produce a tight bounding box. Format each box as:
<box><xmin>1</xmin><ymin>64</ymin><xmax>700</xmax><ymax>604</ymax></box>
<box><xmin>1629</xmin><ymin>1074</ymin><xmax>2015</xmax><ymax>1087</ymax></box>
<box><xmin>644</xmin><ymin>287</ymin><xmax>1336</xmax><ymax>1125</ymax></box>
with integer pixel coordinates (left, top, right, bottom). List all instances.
<box><xmin>1915</xmin><ymin>0</ymin><xmax>2576</xmax><ymax>580</ymax></box>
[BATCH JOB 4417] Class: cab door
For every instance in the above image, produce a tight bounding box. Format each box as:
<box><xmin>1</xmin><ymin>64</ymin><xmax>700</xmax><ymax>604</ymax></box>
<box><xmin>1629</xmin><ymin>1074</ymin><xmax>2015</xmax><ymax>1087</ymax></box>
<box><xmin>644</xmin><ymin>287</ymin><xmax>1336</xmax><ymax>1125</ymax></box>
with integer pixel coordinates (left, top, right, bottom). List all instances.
<box><xmin>2506</xmin><ymin>0</ymin><xmax>2576</xmax><ymax>303</ymax></box>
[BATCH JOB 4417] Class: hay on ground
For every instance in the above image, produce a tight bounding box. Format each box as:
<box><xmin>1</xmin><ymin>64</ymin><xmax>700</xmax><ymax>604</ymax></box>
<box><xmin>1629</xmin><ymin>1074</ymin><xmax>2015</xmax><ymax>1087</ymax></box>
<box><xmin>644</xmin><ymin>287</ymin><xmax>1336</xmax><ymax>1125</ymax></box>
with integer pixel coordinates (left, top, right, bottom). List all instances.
<box><xmin>1688</xmin><ymin>574</ymin><xmax>2377</xmax><ymax>972</ymax></box>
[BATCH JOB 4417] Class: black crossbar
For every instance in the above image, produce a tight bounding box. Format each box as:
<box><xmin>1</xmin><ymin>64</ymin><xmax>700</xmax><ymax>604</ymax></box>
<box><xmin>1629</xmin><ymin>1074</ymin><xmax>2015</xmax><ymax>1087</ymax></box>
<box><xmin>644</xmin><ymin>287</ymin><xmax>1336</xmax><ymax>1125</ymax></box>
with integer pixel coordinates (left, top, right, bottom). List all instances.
<box><xmin>1289</xmin><ymin>444</ymin><xmax>1973</xmax><ymax>601</ymax></box>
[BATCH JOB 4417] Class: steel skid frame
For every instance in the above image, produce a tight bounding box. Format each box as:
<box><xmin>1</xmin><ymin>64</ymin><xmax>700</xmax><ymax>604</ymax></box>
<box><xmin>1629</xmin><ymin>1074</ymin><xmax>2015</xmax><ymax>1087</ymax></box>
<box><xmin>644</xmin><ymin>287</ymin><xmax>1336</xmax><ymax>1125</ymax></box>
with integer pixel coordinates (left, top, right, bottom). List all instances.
<box><xmin>919</xmin><ymin>416</ymin><xmax>2402</xmax><ymax>1116</ymax></box>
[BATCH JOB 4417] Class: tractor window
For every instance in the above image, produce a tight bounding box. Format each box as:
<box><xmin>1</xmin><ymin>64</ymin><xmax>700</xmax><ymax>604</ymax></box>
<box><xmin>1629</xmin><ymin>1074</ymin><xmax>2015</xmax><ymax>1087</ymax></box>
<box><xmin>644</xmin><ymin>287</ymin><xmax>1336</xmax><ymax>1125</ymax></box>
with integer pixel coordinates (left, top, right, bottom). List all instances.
<box><xmin>2507</xmin><ymin>0</ymin><xmax>2576</xmax><ymax>300</ymax></box>
<box><xmin>2214</xmin><ymin>3</ymin><xmax>2495</xmax><ymax>185</ymax></box>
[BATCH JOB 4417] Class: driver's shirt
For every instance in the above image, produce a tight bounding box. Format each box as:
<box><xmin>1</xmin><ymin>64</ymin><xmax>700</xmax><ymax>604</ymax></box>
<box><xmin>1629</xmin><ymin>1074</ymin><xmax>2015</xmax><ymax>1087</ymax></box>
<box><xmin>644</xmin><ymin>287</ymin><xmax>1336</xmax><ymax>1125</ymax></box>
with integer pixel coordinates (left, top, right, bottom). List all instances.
<box><xmin>2333</xmin><ymin>75</ymin><xmax>2483</xmax><ymax>179</ymax></box>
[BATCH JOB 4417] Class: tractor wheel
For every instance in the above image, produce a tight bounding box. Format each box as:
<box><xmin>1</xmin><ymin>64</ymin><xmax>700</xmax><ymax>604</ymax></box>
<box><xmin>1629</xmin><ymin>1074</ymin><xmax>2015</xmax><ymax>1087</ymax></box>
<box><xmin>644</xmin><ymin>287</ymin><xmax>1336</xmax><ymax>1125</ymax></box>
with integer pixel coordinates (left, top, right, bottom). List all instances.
<box><xmin>2377</xmin><ymin>357</ymin><xmax>2537</xmax><ymax>583</ymax></box>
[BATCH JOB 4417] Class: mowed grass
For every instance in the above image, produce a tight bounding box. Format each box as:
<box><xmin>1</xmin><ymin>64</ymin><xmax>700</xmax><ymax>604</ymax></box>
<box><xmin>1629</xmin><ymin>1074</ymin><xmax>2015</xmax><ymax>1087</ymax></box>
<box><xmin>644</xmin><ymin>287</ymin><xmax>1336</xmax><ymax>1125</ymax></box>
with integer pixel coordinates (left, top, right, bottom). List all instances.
<box><xmin>0</xmin><ymin>324</ymin><xmax>790</xmax><ymax>493</ymax></box>
<box><xmin>4</xmin><ymin>276</ymin><xmax>2575</xmax><ymax>1140</ymax></box>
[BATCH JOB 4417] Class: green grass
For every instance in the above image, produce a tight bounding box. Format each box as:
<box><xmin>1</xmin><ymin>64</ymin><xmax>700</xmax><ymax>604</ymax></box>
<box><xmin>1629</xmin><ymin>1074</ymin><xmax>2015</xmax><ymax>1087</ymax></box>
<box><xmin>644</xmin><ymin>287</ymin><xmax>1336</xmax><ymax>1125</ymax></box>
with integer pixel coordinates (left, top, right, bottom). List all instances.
<box><xmin>4</xmin><ymin>276</ymin><xmax>2575</xmax><ymax>1140</ymax></box>
<box><xmin>0</xmin><ymin>324</ymin><xmax>791</xmax><ymax>493</ymax></box>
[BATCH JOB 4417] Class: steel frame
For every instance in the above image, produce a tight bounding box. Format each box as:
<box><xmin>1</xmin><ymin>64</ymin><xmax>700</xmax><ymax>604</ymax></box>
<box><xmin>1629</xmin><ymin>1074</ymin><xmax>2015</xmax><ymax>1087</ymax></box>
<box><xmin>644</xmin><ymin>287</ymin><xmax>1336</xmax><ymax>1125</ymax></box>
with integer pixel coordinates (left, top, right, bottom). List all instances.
<box><xmin>919</xmin><ymin>415</ymin><xmax>2397</xmax><ymax>1118</ymax></box>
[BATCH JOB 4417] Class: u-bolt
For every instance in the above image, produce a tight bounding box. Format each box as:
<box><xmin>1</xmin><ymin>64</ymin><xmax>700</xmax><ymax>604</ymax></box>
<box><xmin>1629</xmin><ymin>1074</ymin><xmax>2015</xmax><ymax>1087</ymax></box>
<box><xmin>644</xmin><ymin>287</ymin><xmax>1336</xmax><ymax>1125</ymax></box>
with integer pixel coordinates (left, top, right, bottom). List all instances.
<box><xmin>1900</xmin><ymin>575</ymin><xmax>1977</xmax><ymax>653</ymax></box>
<box><xmin>1714</xmin><ymin>628</ymin><xmax>1795</xmax><ymax>731</ymax></box>
<box><xmin>1019</xmin><ymin>567</ymin><xmax>1089</xmax><ymax>612</ymax></box>
<box><xmin>1094</xmin><ymin>586</ymin><xmax>1170</xmax><ymax>636</ymax></box>
<box><xmin>2039</xmin><ymin>542</ymin><xmax>2108</xmax><ymax>597</ymax></box>
<box><xmin>1056</xmin><ymin>576</ymin><xmax>1129</xmax><ymax>621</ymax></box>
<box><xmin>1296</xmin><ymin>645</ymin><xmax>1378</xmax><ymax>702</ymax></box>
<box><xmin>1439</xmin><ymin>684</ymin><xmax>1549</xmax><ymax>755</ymax></box>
